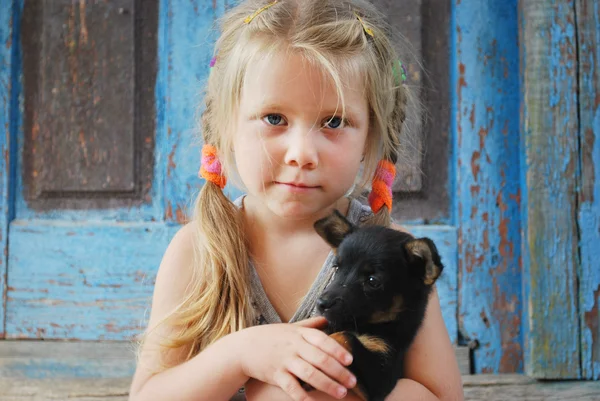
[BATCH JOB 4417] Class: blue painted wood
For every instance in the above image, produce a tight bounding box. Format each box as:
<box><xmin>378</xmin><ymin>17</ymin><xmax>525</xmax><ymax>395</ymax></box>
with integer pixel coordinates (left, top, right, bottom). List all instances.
<box><xmin>0</xmin><ymin>0</ymin><xmax>17</xmax><ymax>338</ymax></box>
<box><xmin>162</xmin><ymin>0</ymin><xmax>243</xmax><ymax>224</ymax></box>
<box><xmin>407</xmin><ymin>225</ymin><xmax>458</xmax><ymax>344</ymax></box>
<box><xmin>577</xmin><ymin>0</ymin><xmax>600</xmax><ymax>380</ymax></box>
<box><xmin>519</xmin><ymin>0</ymin><xmax>581</xmax><ymax>379</ymax></box>
<box><xmin>453</xmin><ymin>1</ymin><xmax>523</xmax><ymax>373</ymax></box>
<box><xmin>4</xmin><ymin>0</ymin><xmax>456</xmax><ymax>344</ymax></box>
<box><xmin>6</xmin><ymin>221</ymin><xmax>178</xmax><ymax>340</ymax></box>
<box><xmin>5</xmin><ymin>221</ymin><xmax>456</xmax><ymax>341</ymax></box>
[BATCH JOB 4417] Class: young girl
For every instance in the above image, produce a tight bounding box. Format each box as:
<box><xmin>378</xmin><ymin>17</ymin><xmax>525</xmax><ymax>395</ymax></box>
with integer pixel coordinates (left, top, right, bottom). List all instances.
<box><xmin>129</xmin><ymin>0</ymin><xmax>463</xmax><ymax>400</ymax></box>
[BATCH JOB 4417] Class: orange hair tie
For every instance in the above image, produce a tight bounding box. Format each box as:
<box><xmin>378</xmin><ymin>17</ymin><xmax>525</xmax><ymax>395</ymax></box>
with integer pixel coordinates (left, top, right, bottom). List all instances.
<box><xmin>368</xmin><ymin>160</ymin><xmax>396</xmax><ymax>213</ymax></box>
<box><xmin>199</xmin><ymin>144</ymin><xmax>227</xmax><ymax>189</ymax></box>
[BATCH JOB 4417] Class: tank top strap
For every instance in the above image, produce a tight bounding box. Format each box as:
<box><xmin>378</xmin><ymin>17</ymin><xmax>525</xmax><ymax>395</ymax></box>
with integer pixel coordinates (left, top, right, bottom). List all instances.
<box><xmin>232</xmin><ymin>196</ymin><xmax>373</xmax><ymax>324</ymax></box>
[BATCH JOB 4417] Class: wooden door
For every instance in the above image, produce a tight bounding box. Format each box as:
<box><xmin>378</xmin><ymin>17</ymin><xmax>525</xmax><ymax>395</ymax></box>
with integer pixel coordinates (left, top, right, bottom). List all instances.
<box><xmin>1</xmin><ymin>0</ymin><xmax>172</xmax><ymax>340</ymax></box>
<box><xmin>0</xmin><ymin>0</ymin><xmax>458</xmax><ymax>348</ymax></box>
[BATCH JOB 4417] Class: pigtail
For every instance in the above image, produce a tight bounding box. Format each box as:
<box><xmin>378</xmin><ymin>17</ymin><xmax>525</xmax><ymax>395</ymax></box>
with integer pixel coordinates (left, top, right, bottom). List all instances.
<box><xmin>179</xmin><ymin>89</ymin><xmax>254</xmax><ymax>354</ymax></box>
<box><xmin>368</xmin><ymin>58</ymin><xmax>409</xmax><ymax>227</ymax></box>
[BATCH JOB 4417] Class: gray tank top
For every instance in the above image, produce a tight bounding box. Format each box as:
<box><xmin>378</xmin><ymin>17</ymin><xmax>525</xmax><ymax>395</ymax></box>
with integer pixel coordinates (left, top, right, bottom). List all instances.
<box><xmin>230</xmin><ymin>196</ymin><xmax>372</xmax><ymax>400</ymax></box>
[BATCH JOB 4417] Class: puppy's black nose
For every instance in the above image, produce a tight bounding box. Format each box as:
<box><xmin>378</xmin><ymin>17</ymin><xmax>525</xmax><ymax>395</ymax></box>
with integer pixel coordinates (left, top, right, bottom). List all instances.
<box><xmin>317</xmin><ymin>297</ymin><xmax>338</xmax><ymax>311</ymax></box>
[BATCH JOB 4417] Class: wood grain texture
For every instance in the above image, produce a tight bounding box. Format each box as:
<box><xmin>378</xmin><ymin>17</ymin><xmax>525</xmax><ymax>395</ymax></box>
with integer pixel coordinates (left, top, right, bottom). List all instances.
<box><xmin>5</xmin><ymin>221</ymin><xmax>178</xmax><ymax>340</ymax></box>
<box><xmin>0</xmin><ymin>340</ymin><xmax>469</xmax><ymax>379</ymax></box>
<box><xmin>462</xmin><ymin>374</ymin><xmax>600</xmax><ymax>400</ymax></box>
<box><xmin>13</xmin><ymin>0</ymin><xmax>159</xmax><ymax>221</ymax></box>
<box><xmin>1</xmin><ymin>373</ymin><xmax>599</xmax><ymax>400</ymax></box>
<box><xmin>0</xmin><ymin>341</ymin><xmax>136</xmax><ymax>379</ymax></box>
<box><xmin>454</xmin><ymin>0</ymin><xmax>523</xmax><ymax>373</ymax></box>
<box><xmin>27</xmin><ymin>0</ymin><xmax>136</xmax><ymax>193</ymax></box>
<box><xmin>0</xmin><ymin>0</ymin><xmax>15</xmax><ymax>339</ymax></box>
<box><xmin>576</xmin><ymin>0</ymin><xmax>600</xmax><ymax>380</ymax></box>
<box><xmin>0</xmin><ymin>377</ymin><xmax>130</xmax><ymax>400</ymax></box>
<box><xmin>19</xmin><ymin>0</ymin><xmax>157</xmax><ymax>212</ymax></box>
<box><xmin>519</xmin><ymin>0</ymin><xmax>581</xmax><ymax>378</ymax></box>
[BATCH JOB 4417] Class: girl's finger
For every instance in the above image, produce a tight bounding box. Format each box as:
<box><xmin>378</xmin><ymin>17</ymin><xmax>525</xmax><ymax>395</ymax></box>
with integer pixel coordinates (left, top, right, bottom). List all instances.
<box><xmin>297</xmin><ymin>343</ymin><xmax>356</xmax><ymax>389</ymax></box>
<box><xmin>301</xmin><ymin>330</ymin><xmax>353</xmax><ymax>366</ymax></box>
<box><xmin>273</xmin><ymin>370</ymin><xmax>314</xmax><ymax>401</ymax></box>
<box><xmin>286</xmin><ymin>357</ymin><xmax>348</xmax><ymax>400</ymax></box>
<box><xmin>293</xmin><ymin>316</ymin><xmax>328</xmax><ymax>329</ymax></box>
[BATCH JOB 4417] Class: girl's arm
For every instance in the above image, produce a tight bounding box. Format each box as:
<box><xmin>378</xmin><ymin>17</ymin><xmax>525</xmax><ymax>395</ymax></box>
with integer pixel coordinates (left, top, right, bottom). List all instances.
<box><xmin>129</xmin><ymin>224</ymin><xmax>249</xmax><ymax>401</ymax></box>
<box><xmin>384</xmin><ymin>289</ymin><xmax>464</xmax><ymax>401</ymax></box>
<box><xmin>129</xmin><ymin>224</ymin><xmax>356</xmax><ymax>401</ymax></box>
<box><xmin>386</xmin><ymin>223</ymin><xmax>464</xmax><ymax>401</ymax></box>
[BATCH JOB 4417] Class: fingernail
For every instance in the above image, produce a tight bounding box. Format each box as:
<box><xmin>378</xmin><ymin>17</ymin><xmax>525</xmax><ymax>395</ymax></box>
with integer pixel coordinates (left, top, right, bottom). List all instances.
<box><xmin>348</xmin><ymin>375</ymin><xmax>357</xmax><ymax>387</ymax></box>
<box><xmin>337</xmin><ymin>386</ymin><xmax>347</xmax><ymax>398</ymax></box>
<box><xmin>344</xmin><ymin>354</ymin><xmax>353</xmax><ymax>365</ymax></box>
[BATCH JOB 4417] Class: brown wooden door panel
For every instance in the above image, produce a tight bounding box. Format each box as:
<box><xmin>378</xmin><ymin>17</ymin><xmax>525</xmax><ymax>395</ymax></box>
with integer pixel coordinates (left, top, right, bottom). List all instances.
<box><xmin>21</xmin><ymin>0</ymin><xmax>157</xmax><ymax>211</ymax></box>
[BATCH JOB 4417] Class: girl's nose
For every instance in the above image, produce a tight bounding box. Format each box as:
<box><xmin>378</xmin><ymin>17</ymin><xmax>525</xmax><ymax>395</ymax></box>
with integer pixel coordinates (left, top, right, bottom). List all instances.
<box><xmin>284</xmin><ymin>128</ymin><xmax>319</xmax><ymax>169</ymax></box>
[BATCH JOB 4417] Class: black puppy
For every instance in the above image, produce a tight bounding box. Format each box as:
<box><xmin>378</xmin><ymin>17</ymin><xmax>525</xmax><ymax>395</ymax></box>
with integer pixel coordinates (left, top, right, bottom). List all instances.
<box><xmin>312</xmin><ymin>210</ymin><xmax>443</xmax><ymax>401</ymax></box>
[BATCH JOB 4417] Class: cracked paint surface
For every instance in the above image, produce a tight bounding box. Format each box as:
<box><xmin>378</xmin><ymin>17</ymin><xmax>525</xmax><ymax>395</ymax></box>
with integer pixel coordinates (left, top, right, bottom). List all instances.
<box><xmin>454</xmin><ymin>0</ymin><xmax>523</xmax><ymax>373</ymax></box>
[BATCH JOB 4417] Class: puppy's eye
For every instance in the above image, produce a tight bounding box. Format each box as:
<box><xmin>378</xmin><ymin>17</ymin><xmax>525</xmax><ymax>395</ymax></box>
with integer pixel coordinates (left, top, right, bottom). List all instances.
<box><xmin>367</xmin><ymin>276</ymin><xmax>382</xmax><ymax>289</ymax></box>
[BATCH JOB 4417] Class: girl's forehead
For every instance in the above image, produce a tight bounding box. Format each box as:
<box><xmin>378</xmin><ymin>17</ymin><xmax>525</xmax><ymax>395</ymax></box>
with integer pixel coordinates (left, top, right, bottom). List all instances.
<box><xmin>240</xmin><ymin>51</ymin><xmax>368</xmax><ymax>112</ymax></box>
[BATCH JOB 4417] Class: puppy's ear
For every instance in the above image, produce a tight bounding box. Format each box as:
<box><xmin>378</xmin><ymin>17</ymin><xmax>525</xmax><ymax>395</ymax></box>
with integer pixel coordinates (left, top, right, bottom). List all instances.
<box><xmin>314</xmin><ymin>210</ymin><xmax>355</xmax><ymax>248</ymax></box>
<box><xmin>405</xmin><ymin>238</ymin><xmax>443</xmax><ymax>285</ymax></box>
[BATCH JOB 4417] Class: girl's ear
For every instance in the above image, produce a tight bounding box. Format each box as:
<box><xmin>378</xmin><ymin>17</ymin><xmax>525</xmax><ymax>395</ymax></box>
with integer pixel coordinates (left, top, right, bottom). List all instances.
<box><xmin>314</xmin><ymin>210</ymin><xmax>355</xmax><ymax>248</ymax></box>
<box><xmin>404</xmin><ymin>237</ymin><xmax>444</xmax><ymax>285</ymax></box>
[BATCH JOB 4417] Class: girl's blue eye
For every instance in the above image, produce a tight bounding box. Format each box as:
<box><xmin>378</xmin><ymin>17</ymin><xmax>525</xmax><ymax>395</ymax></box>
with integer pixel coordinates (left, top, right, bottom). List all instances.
<box><xmin>324</xmin><ymin>116</ymin><xmax>345</xmax><ymax>129</ymax></box>
<box><xmin>264</xmin><ymin>114</ymin><xmax>285</xmax><ymax>126</ymax></box>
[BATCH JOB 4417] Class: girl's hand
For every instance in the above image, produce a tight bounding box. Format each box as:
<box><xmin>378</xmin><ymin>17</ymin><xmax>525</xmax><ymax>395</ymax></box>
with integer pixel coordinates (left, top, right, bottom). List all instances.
<box><xmin>237</xmin><ymin>316</ymin><xmax>357</xmax><ymax>401</ymax></box>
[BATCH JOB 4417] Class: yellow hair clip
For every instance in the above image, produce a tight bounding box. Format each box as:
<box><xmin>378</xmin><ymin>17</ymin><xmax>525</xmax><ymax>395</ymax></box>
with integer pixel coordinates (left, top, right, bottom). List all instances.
<box><xmin>354</xmin><ymin>11</ymin><xmax>374</xmax><ymax>38</ymax></box>
<box><xmin>244</xmin><ymin>1</ymin><xmax>278</xmax><ymax>24</ymax></box>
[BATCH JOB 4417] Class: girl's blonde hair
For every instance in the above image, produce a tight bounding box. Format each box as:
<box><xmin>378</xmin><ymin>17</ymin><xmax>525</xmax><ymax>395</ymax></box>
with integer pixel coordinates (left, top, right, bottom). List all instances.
<box><xmin>143</xmin><ymin>0</ymin><xmax>409</xmax><ymax>369</ymax></box>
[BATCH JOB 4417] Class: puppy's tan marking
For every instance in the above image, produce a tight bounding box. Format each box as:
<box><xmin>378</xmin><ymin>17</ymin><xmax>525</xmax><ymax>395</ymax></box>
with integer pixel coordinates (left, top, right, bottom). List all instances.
<box><xmin>369</xmin><ymin>295</ymin><xmax>405</xmax><ymax>324</ymax></box>
<box><xmin>356</xmin><ymin>334</ymin><xmax>391</xmax><ymax>354</ymax></box>
<box><xmin>329</xmin><ymin>331</ymin><xmax>352</xmax><ymax>353</ymax></box>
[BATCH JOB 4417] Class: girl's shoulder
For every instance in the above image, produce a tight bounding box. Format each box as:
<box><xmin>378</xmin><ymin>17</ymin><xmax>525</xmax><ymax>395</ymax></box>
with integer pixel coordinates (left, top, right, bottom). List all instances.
<box><xmin>129</xmin><ymin>222</ymin><xmax>199</xmax><ymax>395</ymax></box>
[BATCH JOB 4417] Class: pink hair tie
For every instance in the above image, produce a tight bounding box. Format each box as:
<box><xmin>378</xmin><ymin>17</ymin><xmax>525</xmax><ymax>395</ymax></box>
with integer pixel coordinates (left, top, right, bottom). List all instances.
<box><xmin>199</xmin><ymin>144</ymin><xmax>227</xmax><ymax>189</ymax></box>
<box><xmin>368</xmin><ymin>160</ymin><xmax>396</xmax><ymax>213</ymax></box>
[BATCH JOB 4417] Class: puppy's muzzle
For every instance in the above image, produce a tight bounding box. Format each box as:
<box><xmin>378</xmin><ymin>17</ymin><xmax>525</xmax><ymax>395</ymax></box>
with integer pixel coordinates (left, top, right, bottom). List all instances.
<box><xmin>316</xmin><ymin>295</ymin><xmax>343</xmax><ymax>313</ymax></box>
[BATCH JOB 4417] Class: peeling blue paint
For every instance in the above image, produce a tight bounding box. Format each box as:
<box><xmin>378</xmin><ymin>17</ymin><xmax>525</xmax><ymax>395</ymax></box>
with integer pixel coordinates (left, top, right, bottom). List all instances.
<box><xmin>6</xmin><ymin>221</ymin><xmax>178</xmax><ymax>340</ymax></box>
<box><xmin>454</xmin><ymin>0</ymin><xmax>523</xmax><ymax>373</ymax></box>
<box><xmin>520</xmin><ymin>0</ymin><xmax>581</xmax><ymax>379</ymax></box>
<box><xmin>162</xmin><ymin>0</ymin><xmax>243</xmax><ymax>224</ymax></box>
<box><xmin>578</xmin><ymin>0</ymin><xmax>600</xmax><ymax>380</ymax></box>
<box><xmin>0</xmin><ymin>0</ymin><xmax>14</xmax><ymax>338</ymax></box>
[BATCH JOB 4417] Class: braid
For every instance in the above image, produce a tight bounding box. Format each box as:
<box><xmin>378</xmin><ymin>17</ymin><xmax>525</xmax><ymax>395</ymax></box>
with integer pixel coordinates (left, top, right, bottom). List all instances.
<box><xmin>368</xmin><ymin>62</ymin><xmax>409</xmax><ymax>227</ymax></box>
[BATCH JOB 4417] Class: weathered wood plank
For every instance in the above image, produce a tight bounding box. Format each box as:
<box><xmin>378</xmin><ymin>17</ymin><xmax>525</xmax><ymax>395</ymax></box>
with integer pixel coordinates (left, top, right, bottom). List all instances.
<box><xmin>12</xmin><ymin>0</ymin><xmax>160</xmax><ymax>222</ymax></box>
<box><xmin>5</xmin><ymin>221</ymin><xmax>179</xmax><ymax>340</ymax></box>
<box><xmin>162</xmin><ymin>0</ymin><xmax>243</xmax><ymax>224</ymax></box>
<box><xmin>454</xmin><ymin>1</ymin><xmax>523</xmax><ymax>373</ymax></box>
<box><xmin>519</xmin><ymin>0</ymin><xmax>581</xmax><ymax>378</ymax></box>
<box><xmin>24</xmin><ymin>0</ymin><xmax>136</xmax><ymax>195</ymax></box>
<box><xmin>0</xmin><ymin>341</ymin><xmax>469</xmax><ymax>379</ymax></box>
<box><xmin>0</xmin><ymin>0</ymin><xmax>15</xmax><ymax>339</ymax></box>
<box><xmin>0</xmin><ymin>377</ymin><xmax>130</xmax><ymax>400</ymax></box>
<box><xmin>19</xmin><ymin>0</ymin><xmax>158</xmax><ymax>211</ymax></box>
<box><xmin>576</xmin><ymin>0</ymin><xmax>600</xmax><ymax>380</ymax></box>
<box><xmin>5</xmin><ymin>222</ymin><xmax>456</xmax><ymax>342</ymax></box>
<box><xmin>0</xmin><ymin>341</ymin><xmax>136</xmax><ymax>379</ymax></box>
<box><xmin>463</xmin><ymin>374</ymin><xmax>600</xmax><ymax>400</ymax></box>
<box><xmin>1</xmin><ymin>374</ymin><xmax>599</xmax><ymax>400</ymax></box>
